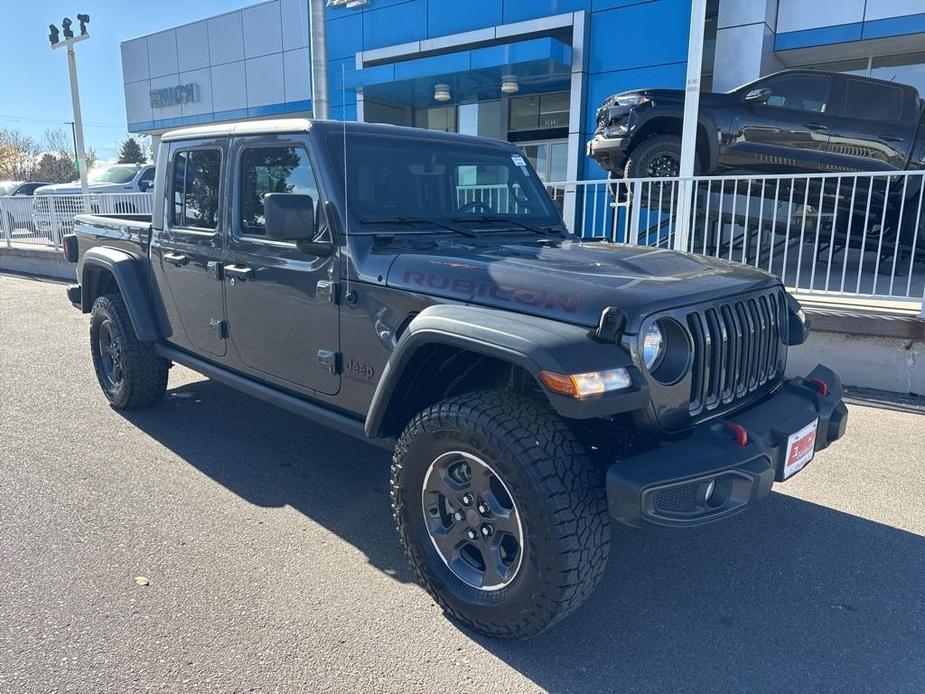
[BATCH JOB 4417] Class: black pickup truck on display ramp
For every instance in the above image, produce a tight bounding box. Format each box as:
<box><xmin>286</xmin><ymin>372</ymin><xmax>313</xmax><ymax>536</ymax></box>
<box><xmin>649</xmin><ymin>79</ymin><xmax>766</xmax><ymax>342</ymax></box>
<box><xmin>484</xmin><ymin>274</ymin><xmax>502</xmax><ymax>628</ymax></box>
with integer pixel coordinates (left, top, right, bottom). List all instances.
<box><xmin>63</xmin><ymin>118</ymin><xmax>848</xmax><ymax>639</ymax></box>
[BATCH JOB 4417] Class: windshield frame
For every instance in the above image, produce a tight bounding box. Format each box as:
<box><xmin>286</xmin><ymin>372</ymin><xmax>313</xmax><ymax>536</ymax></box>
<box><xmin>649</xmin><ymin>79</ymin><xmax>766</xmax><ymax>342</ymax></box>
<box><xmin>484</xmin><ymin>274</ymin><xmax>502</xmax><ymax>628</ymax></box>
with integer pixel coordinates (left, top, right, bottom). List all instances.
<box><xmin>324</xmin><ymin>131</ymin><xmax>564</xmax><ymax>235</ymax></box>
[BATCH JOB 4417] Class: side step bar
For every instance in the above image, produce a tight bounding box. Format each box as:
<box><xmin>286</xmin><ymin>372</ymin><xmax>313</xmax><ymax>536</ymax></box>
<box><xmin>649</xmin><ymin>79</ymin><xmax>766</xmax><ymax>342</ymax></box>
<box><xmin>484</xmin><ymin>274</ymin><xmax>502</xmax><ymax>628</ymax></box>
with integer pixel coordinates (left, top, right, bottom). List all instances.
<box><xmin>155</xmin><ymin>344</ymin><xmax>395</xmax><ymax>451</ymax></box>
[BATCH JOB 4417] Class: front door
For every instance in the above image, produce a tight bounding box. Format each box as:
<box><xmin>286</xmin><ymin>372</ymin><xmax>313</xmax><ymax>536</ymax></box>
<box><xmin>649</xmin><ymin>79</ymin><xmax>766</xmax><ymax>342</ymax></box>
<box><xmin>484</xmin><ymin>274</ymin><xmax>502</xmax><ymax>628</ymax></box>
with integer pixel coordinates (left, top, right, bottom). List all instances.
<box><xmin>153</xmin><ymin>142</ymin><xmax>226</xmax><ymax>357</ymax></box>
<box><xmin>724</xmin><ymin>73</ymin><xmax>833</xmax><ymax>174</ymax></box>
<box><xmin>222</xmin><ymin>137</ymin><xmax>340</xmax><ymax>396</ymax></box>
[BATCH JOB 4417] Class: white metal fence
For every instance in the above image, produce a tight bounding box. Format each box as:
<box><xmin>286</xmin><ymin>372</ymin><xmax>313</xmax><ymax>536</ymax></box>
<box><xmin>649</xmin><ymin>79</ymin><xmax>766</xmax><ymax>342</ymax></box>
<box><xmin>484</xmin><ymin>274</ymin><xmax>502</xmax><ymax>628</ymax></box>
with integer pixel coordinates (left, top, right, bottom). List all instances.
<box><xmin>550</xmin><ymin>170</ymin><xmax>925</xmax><ymax>313</ymax></box>
<box><xmin>1</xmin><ymin>192</ymin><xmax>153</xmax><ymax>248</ymax></box>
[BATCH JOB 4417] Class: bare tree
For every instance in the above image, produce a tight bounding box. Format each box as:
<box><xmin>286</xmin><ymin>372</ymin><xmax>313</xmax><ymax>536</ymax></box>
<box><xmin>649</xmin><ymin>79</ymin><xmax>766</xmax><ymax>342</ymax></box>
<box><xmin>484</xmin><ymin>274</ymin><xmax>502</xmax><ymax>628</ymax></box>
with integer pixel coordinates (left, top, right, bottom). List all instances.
<box><xmin>43</xmin><ymin>127</ymin><xmax>73</xmax><ymax>157</ymax></box>
<box><xmin>0</xmin><ymin>128</ymin><xmax>41</xmax><ymax>180</ymax></box>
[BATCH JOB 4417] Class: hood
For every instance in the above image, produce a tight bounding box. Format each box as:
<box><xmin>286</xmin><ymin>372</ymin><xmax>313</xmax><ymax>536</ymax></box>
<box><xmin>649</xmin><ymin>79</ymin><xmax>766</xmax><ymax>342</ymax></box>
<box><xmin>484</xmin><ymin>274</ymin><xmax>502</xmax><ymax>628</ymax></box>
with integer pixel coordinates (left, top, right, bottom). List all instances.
<box><xmin>34</xmin><ymin>181</ymin><xmax>129</xmax><ymax>195</ymax></box>
<box><xmin>386</xmin><ymin>239</ymin><xmax>779</xmax><ymax>333</ymax></box>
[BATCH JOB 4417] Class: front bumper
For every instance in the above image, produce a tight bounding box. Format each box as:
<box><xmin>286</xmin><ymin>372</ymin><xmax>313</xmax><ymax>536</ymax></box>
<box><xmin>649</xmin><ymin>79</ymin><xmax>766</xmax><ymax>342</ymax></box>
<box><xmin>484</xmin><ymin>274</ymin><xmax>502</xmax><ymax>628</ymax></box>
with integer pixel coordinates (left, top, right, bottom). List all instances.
<box><xmin>587</xmin><ymin>132</ymin><xmax>628</xmax><ymax>171</ymax></box>
<box><xmin>606</xmin><ymin>364</ymin><xmax>849</xmax><ymax>528</ymax></box>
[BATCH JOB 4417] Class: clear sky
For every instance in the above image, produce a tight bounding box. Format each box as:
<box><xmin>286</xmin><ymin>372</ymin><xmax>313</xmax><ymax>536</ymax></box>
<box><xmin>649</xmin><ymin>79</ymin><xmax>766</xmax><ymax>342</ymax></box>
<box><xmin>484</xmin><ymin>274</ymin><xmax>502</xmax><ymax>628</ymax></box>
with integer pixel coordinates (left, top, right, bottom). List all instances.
<box><xmin>0</xmin><ymin>1</ymin><xmax>259</xmax><ymax>161</ymax></box>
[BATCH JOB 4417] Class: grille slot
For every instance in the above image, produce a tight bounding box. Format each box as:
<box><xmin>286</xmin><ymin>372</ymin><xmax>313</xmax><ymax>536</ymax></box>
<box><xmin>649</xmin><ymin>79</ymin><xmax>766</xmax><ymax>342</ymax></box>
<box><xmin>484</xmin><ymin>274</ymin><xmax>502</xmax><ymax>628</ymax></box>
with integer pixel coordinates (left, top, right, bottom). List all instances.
<box><xmin>688</xmin><ymin>290</ymin><xmax>784</xmax><ymax>417</ymax></box>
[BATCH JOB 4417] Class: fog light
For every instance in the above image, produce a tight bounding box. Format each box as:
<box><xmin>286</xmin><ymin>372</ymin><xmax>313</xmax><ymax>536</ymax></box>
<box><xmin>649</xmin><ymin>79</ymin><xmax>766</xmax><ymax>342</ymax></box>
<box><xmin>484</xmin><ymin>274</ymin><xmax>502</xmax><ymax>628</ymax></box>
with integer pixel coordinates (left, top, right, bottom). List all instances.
<box><xmin>703</xmin><ymin>479</ymin><xmax>716</xmax><ymax>504</ymax></box>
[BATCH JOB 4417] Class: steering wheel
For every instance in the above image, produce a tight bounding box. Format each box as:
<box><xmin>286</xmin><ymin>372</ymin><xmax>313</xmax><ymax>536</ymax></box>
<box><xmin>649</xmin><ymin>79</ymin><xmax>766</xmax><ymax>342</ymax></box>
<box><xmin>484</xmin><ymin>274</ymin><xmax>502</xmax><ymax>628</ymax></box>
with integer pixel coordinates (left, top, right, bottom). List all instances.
<box><xmin>456</xmin><ymin>200</ymin><xmax>493</xmax><ymax>214</ymax></box>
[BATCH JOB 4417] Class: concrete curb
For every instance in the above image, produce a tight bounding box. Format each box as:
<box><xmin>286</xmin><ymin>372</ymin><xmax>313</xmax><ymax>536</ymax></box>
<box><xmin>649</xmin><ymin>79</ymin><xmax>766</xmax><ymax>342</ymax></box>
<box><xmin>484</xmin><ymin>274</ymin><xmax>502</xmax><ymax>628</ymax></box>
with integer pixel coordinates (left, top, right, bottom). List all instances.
<box><xmin>0</xmin><ymin>245</ymin><xmax>73</xmax><ymax>281</ymax></box>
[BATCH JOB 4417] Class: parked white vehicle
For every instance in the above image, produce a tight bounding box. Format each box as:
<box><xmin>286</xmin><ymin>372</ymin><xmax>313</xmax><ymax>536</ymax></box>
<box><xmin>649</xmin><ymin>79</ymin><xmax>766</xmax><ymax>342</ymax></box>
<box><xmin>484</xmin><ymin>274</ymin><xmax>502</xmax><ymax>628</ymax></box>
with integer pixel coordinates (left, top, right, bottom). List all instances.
<box><xmin>32</xmin><ymin>164</ymin><xmax>155</xmax><ymax>239</ymax></box>
<box><xmin>0</xmin><ymin>181</ymin><xmax>51</xmax><ymax>237</ymax></box>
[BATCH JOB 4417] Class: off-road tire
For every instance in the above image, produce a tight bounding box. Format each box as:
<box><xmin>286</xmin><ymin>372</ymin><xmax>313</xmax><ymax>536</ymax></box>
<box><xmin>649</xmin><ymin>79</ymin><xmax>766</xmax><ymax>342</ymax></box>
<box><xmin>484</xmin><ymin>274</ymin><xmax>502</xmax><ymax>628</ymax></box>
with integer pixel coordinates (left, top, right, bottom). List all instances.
<box><xmin>391</xmin><ymin>390</ymin><xmax>611</xmax><ymax>639</ymax></box>
<box><xmin>624</xmin><ymin>133</ymin><xmax>701</xmax><ymax>179</ymax></box>
<box><xmin>89</xmin><ymin>293</ymin><xmax>168</xmax><ymax>409</ymax></box>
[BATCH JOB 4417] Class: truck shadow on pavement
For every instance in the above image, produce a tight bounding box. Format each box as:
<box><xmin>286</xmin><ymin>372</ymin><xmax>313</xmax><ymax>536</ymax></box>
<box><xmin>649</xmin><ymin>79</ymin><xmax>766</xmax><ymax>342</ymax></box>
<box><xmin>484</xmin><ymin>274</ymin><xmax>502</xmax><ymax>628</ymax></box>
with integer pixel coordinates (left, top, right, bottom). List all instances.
<box><xmin>123</xmin><ymin>378</ymin><xmax>925</xmax><ymax>694</ymax></box>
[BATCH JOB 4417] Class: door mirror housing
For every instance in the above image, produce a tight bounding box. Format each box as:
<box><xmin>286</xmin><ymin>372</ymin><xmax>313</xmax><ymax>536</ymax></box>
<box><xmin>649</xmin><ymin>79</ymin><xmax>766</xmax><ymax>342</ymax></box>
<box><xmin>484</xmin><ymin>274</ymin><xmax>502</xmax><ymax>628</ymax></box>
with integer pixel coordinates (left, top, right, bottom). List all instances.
<box><xmin>264</xmin><ymin>193</ymin><xmax>332</xmax><ymax>256</ymax></box>
<box><xmin>744</xmin><ymin>87</ymin><xmax>771</xmax><ymax>104</ymax></box>
<box><xmin>138</xmin><ymin>180</ymin><xmax>153</xmax><ymax>192</ymax></box>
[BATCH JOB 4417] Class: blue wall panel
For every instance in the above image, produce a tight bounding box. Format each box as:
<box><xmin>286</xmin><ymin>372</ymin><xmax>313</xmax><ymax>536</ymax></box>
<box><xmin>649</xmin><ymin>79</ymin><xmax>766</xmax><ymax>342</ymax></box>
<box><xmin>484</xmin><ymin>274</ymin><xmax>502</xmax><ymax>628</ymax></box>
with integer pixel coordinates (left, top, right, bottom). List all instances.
<box><xmin>501</xmin><ymin>0</ymin><xmax>589</xmax><ymax>24</ymax></box>
<box><xmin>774</xmin><ymin>22</ymin><xmax>863</xmax><ymax>51</ymax></box>
<box><xmin>588</xmin><ymin>0</ymin><xmax>690</xmax><ymax>74</ymax></box>
<box><xmin>592</xmin><ymin>0</ymin><xmax>656</xmax><ymax>9</ymax></box>
<box><xmin>327</xmin><ymin>13</ymin><xmax>364</xmax><ymax>60</ymax></box>
<box><xmin>362</xmin><ymin>0</ymin><xmax>428</xmax><ymax>50</ymax></box>
<box><xmin>427</xmin><ymin>0</ymin><xmax>503</xmax><ymax>36</ymax></box>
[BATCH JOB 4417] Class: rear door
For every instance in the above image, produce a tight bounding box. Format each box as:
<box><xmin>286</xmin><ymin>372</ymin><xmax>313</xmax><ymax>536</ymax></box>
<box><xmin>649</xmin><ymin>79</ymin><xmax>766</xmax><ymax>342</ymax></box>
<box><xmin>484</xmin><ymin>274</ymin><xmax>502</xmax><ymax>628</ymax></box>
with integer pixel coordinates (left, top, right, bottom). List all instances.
<box><xmin>823</xmin><ymin>77</ymin><xmax>916</xmax><ymax>172</ymax></box>
<box><xmin>723</xmin><ymin>73</ymin><xmax>833</xmax><ymax>173</ymax></box>
<box><xmin>222</xmin><ymin>135</ymin><xmax>340</xmax><ymax>396</ymax></box>
<box><xmin>151</xmin><ymin>140</ymin><xmax>227</xmax><ymax>357</ymax></box>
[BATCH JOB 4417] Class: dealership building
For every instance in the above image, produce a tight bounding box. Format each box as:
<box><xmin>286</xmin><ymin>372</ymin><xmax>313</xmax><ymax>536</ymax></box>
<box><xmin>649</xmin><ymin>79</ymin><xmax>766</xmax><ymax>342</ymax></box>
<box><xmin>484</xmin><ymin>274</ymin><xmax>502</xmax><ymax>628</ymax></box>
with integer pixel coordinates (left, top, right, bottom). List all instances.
<box><xmin>121</xmin><ymin>0</ymin><xmax>925</xmax><ymax>184</ymax></box>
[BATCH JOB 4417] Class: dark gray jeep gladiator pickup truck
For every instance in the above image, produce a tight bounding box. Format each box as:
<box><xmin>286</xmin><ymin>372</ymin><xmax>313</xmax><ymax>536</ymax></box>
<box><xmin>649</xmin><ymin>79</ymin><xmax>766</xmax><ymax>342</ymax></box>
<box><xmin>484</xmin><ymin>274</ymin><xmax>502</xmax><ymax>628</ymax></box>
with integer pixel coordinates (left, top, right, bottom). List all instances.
<box><xmin>64</xmin><ymin>119</ymin><xmax>848</xmax><ymax>638</ymax></box>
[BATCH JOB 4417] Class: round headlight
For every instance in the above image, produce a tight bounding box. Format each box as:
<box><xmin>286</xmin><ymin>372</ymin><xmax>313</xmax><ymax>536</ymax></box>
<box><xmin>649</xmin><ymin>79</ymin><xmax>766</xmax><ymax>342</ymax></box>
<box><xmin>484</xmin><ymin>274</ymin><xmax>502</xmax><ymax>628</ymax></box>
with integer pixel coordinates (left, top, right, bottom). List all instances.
<box><xmin>642</xmin><ymin>323</ymin><xmax>664</xmax><ymax>370</ymax></box>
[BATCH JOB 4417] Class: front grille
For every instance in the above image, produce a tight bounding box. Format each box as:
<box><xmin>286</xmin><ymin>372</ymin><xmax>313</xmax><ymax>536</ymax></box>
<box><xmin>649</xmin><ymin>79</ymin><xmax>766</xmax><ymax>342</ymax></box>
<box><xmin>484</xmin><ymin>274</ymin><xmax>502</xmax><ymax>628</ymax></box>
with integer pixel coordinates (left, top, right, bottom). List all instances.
<box><xmin>687</xmin><ymin>290</ymin><xmax>785</xmax><ymax>418</ymax></box>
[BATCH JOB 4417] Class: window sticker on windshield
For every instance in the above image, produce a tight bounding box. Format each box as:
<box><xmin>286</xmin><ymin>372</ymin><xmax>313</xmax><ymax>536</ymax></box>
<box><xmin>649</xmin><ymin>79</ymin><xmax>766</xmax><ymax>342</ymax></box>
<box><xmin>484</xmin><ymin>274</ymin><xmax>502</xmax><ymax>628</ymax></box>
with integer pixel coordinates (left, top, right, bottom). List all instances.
<box><xmin>512</xmin><ymin>155</ymin><xmax>528</xmax><ymax>168</ymax></box>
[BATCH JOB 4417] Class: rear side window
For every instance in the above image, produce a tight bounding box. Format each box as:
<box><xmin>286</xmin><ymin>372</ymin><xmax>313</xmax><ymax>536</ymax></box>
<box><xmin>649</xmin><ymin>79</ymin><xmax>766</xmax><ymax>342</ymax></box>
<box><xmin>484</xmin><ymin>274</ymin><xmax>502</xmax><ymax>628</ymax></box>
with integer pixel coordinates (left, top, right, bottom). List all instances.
<box><xmin>844</xmin><ymin>79</ymin><xmax>904</xmax><ymax>121</ymax></box>
<box><xmin>171</xmin><ymin>149</ymin><xmax>221</xmax><ymax>230</ymax></box>
<box><xmin>238</xmin><ymin>145</ymin><xmax>319</xmax><ymax>237</ymax></box>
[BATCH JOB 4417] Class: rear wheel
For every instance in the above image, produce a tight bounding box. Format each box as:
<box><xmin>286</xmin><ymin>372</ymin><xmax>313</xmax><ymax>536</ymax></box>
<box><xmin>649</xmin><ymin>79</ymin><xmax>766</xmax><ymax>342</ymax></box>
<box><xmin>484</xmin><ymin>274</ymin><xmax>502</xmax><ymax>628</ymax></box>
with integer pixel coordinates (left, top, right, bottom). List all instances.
<box><xmin>90</xmin><ymin>293</ymin><xmax>169</xmax><ymax>409</ymax></box>
<box><xmin>391</xmin><ymin>390</ymin><xmax>611</xmax><ymax>639</ymax></box>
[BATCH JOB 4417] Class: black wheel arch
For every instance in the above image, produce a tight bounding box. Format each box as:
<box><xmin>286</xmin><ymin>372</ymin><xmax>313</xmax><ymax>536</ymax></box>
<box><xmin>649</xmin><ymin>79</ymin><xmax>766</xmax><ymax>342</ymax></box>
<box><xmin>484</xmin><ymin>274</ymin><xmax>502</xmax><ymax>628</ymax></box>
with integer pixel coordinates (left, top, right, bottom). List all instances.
<box><xmin>365</xmin><ymin>304</ymin><xmax>649</xmax><ymax>439</ymax></box>
<box><xmin>80</xmin><ymin>247</ymin><xmax>160</xmax><ymax>342</ymax></box>
<box><xmin>627</xmin><ymin>110</ymin><xmax>719</xmax><ymax>172</ymax></box>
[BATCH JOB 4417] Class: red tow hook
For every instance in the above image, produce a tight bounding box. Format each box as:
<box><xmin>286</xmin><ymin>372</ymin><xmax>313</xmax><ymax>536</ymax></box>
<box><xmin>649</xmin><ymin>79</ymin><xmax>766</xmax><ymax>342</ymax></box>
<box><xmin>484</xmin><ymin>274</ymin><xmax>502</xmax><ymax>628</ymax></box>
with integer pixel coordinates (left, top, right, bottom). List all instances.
<box><xmin>726</xmin><ymin>422</ymin><xmax>749</xmax><ymax>447</ymax></box>
<box><xmin>809</xmin><ymin>378</ymin><xmax>829</xmax><ymax>397</ymax></box>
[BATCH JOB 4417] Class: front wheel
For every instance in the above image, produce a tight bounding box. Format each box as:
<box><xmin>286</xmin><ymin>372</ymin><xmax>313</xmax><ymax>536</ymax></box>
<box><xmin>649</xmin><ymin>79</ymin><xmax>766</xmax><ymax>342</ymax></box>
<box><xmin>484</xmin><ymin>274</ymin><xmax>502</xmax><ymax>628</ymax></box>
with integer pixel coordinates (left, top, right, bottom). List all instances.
<box><xmin>624</xmin><ymin>133</ymin><xmax>702</xmax><ymax>179</ymax></box>
<box><xmin>391</xmin><ymin>391</ymin><xmax>611</xmax><ymax>639</ymax></box>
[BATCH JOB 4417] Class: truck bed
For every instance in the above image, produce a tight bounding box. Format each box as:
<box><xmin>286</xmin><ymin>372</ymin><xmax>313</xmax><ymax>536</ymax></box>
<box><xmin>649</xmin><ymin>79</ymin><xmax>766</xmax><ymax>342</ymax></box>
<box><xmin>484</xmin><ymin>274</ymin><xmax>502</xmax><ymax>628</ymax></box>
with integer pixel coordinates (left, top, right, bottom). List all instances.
<box><xmin>73</xmin><ymin>212</ymin><xmax>152</xmax><ymax>249</ymax></box>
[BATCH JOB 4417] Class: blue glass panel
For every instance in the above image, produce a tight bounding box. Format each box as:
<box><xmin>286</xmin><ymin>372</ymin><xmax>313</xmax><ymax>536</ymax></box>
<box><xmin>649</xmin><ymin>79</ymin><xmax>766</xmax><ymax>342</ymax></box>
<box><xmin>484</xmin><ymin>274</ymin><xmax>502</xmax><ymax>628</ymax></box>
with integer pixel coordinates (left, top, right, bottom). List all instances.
<box><xmin>427</xmin><ymin>0</ymin><xmax>503</xmax><ymax>36</ymax></box>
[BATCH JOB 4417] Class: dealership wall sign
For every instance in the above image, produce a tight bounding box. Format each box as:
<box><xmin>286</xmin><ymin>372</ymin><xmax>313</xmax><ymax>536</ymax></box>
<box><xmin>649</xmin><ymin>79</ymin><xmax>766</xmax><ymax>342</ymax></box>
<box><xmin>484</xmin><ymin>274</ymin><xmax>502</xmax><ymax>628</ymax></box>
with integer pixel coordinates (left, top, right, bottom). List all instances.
<box><xmin>150</xmin><ymin>83</ymin><xmax>200</xmax><ymax>108</ymax></box>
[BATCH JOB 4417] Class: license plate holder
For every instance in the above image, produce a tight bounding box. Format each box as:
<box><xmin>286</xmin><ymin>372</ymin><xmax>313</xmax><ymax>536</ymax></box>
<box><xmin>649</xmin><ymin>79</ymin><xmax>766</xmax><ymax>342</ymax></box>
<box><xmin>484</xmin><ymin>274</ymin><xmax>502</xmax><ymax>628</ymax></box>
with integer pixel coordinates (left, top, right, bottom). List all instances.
<box><xmin>782</xmin><ymin>419</ymin><xmax>818</xmax><ymax>480</ymax></box>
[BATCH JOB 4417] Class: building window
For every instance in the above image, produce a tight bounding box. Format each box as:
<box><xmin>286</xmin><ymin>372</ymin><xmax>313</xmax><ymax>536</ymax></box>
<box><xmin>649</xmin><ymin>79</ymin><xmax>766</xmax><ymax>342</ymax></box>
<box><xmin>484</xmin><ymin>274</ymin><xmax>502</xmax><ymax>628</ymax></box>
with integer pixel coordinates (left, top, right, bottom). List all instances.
<box><xmin>413</xmin><ymin>106</ymin><xmax>457</xmax><ymax>133</ymax></box>
<box><xmin>793</xmin><ymin>52</ymin><xmax>925</xmax><ymax>100</ymax></box>
<box><xmin>508</xmin><ymin>92</ymin><xmax>570</xmax><ymax>132</ymax></box>
<box><xmin>171</xmin><ymin>149</ymin><xmax>220</xmax><ymax>230</ymax></box>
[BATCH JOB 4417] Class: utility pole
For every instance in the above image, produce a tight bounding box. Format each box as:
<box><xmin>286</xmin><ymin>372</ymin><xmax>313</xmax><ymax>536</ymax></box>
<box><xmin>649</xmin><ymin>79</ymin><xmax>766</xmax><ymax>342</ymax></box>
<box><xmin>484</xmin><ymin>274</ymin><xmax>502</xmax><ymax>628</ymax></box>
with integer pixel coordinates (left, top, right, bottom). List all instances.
<box><xmin>309</xmin><ymin>0</ymin><xmax>330</xmax><ymax>119</ymax></box>
<box><xmin>65</xmin><ymin>121</ymin><xmax>79</xmax><ymax>165</ymax></box>
<box><xmin>49</xmin><ymin>14</ymin><xmax>91</xmax><ymax>197</ymax></box>
<box><xmin>674</xmin><ymin>0</ymin><xmax>707</xmax><ymax>253</ymax></box>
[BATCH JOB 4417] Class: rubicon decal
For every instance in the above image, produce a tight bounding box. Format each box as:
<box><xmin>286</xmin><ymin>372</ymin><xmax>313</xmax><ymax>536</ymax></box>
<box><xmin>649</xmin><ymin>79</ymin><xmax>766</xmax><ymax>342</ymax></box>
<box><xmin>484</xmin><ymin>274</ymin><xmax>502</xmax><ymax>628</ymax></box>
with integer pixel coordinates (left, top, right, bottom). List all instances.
<box><xmin>401</xmin><ymin>270</ymin><xmax>581</xmax><ymax>314</ymax></box>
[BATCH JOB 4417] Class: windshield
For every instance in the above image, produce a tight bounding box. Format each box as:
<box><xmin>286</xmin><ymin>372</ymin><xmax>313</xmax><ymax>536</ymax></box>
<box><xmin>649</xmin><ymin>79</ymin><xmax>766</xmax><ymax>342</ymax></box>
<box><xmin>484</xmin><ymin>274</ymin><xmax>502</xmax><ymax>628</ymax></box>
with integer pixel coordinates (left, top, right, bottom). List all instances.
<box><xmin>89</xmin><ymin>166</ymin><xmax>140</xmax><ymax>184</ymax></box>
<box><xmin>0</xmin><ymin>182</ymin><xmax>17</xmax><ymax>195</ymax></box>
<box><xmin>326</xmin><ymin>133</ymin><xmax>561</xmax><ymax>230</ymax></box>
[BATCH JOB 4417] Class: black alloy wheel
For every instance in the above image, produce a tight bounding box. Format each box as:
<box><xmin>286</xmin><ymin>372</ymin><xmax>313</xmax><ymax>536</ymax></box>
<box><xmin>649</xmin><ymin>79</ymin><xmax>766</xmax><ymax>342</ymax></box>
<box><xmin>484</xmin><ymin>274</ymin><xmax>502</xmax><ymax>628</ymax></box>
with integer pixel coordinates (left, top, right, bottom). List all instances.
<box><xmin>421</xmin><ymin>451</ymin><xmax>523</xmax><ymax>591</ymax></box>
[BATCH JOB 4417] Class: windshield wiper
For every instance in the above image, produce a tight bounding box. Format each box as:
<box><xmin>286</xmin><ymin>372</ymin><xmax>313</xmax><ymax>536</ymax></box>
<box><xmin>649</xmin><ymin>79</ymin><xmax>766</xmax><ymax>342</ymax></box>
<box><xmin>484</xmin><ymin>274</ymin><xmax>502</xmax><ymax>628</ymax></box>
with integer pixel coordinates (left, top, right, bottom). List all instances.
<box><xmin>360</xmin><ymin>215</ymin><xmax>478</xmax><ymax>237</ymax></box>
<box><xmin>450</xmin><ymin>214</ymin><xmax>561</xmax><ymax>235</ymax></box>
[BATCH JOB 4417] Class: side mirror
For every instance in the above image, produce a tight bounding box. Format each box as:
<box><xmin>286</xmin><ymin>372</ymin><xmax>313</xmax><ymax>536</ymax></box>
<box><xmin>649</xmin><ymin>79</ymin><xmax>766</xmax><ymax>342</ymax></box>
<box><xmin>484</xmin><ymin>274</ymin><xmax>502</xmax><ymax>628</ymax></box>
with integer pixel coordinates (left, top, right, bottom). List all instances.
<box><xmin>744</xmin><ymin>87</ymin><xmax>771</xmax><ymax>104</ymax></box>
<box><xmin>138</xmin><ymin>180</ymin><xmax>152</xmax><ymax>192</ymax></box>
<box><xmin>264</xmin><ymin>193</ymin><xmax>331</xmax><ymax>255</ymax></box>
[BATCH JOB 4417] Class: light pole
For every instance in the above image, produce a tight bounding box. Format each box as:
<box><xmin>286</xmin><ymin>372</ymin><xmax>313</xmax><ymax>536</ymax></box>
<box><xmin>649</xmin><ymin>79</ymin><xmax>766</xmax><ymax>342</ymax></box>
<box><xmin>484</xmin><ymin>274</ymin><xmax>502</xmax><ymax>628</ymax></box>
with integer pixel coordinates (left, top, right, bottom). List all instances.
<box><xmin>49</xmin><ymin>14</ymin><xmax>91</xmax><ymax>197</ymax></box>
<box><xmin>674</xmin><ymin>0</ymin><xmax>707</xmax><ymax>253</ymax></box>
<box><xmin>309</xmin><ymin>0</ymin><xmax>330</xmax><ymax>119</ymax></box>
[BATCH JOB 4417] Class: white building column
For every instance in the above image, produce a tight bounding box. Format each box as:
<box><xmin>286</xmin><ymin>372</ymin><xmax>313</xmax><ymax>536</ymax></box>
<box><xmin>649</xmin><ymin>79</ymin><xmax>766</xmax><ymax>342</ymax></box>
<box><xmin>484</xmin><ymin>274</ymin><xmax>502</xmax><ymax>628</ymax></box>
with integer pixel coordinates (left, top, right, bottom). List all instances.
<box><xmin>712</xmin><ymin>0</ymin><xmax>782</xmax><ymax>92</ymax></box>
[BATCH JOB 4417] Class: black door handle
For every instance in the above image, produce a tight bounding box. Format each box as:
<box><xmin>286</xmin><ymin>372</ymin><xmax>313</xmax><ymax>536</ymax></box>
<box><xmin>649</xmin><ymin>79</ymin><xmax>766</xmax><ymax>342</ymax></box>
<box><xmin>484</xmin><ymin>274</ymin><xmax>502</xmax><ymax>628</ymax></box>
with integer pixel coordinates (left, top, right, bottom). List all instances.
<box><xmin>163</xmin><ymin>252</ymin><xmax>188</xmax><ymax>266</ymax></box>
<box><xmin>224</xmin><ymin>264</ymin><xmax>254</xmax><ymax>280</ymax></box>
<box><xmin>878</xmin><ymin>133</ymin><xmax>904</xmax><ymax>143</ymax></box>
<box><xmin>805</xmin><ymin>122</ymin><xmax>828</xmax><ymax>131</ymax></box>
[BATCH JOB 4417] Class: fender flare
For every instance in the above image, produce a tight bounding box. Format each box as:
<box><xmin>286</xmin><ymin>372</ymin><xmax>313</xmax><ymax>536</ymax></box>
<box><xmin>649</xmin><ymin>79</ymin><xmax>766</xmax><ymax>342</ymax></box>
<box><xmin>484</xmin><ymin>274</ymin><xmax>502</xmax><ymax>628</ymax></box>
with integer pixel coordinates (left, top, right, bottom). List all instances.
<box><xmin>81</xmin><ymin>247</ymin><xmax>160</xmax><ymax>342</ymax></box>
<box><xmin>631</xmin><ymin>109</ymin><xmax>720</xmax><ymax>172</ymax></box>
<box><xmin>364</xmin><ymin>304</ymin><xmax>647</xmax><ymax>438</ymax></box>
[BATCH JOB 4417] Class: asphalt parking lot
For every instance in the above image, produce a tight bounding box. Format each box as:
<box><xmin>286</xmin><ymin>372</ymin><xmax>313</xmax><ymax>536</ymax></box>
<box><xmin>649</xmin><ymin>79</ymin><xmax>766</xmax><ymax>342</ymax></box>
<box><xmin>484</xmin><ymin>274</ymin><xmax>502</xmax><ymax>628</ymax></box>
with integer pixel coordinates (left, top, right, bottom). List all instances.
<box><xmin>2</xmin><ymin>272</ymin><xmax>924</xmax><ymax>693</ymax></box>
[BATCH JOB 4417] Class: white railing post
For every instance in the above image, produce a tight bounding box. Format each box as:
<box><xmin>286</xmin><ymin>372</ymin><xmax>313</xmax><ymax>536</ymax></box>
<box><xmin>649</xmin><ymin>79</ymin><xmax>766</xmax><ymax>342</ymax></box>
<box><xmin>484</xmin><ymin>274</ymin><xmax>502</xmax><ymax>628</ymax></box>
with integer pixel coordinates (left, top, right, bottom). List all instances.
<box><xmin>1</xmin><ymin>198</ymin><xmax>11</xmax><ymax>247</ymax></box>
<box><xmin>49</xmin><ymin>196</ymin><xmax>59</xmax><ymax>248</ymax></box>
<box><xmin>629</xmin><ymin>179</ymin><xmax>643</xmax><ymax>245</ymax></box>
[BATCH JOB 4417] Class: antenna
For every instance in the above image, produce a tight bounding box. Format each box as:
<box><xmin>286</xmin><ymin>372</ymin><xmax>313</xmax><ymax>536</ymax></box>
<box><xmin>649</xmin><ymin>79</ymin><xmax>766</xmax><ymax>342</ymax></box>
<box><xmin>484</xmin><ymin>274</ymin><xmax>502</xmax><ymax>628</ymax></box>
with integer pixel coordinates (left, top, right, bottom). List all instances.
<box><xmin>342</xmin><ymin>63</ymin><xmax>350</xmax><ymax>296</ymax></box>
